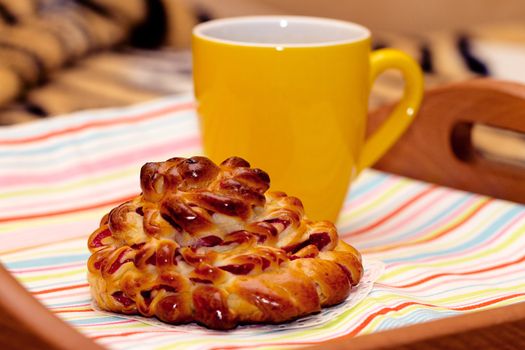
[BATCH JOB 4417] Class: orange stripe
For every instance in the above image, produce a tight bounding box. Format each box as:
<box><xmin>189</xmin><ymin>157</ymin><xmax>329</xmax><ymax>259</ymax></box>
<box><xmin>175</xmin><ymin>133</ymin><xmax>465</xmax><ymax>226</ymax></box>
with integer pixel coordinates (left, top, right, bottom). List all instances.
<box><xmin>0</xmin><ymin>102</ymin><xmax>195</xmax><ymax>145</ymax></box>
<box><xmin>363</xmin><ymin>198</ymin><xmax>492</xmax><ymax>253</ymax></box>
<box><xmin>32</xmin><ymin>283</ymin><xmax>89</xmax><ymax>295</ymax></box>
<box><xmin>345</xmin><ymin>185</ymin><xmax>438</xmax><ymax>237</ymax></box>
<box><xmin>386</xmin><ymin>254</ymin><xmax>525</xmax><ymax>289</ymax></box>
<box><xmin>0</xmin><ymin>193</ymin><xmax>137</xmax><ymax>223</ymax></box>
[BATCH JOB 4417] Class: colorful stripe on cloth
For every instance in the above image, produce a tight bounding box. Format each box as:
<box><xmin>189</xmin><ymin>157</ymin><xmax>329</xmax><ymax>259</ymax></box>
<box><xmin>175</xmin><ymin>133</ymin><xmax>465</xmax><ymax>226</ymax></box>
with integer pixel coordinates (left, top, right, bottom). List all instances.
<box><xmin>1</xmin><ymin>96</ymin><xmax>525</xmax><ymax>349</ymax></box>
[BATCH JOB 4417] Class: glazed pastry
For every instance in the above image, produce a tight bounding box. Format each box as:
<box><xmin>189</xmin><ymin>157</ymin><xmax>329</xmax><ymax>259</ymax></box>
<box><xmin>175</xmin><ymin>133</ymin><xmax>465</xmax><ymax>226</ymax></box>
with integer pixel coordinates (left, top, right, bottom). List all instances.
<box><xmin>87</xmin><ymin>156</ymin><xmax>363</xmax><ymax>329</ymax></box>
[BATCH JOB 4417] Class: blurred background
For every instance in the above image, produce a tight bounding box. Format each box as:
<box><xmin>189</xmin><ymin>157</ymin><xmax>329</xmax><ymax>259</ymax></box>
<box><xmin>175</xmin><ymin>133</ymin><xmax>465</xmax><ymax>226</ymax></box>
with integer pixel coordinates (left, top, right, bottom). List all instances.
<box><xmin>0</xmin><ymin>0</ymin><xmax>525</xmax><ymax>125</ymax></box>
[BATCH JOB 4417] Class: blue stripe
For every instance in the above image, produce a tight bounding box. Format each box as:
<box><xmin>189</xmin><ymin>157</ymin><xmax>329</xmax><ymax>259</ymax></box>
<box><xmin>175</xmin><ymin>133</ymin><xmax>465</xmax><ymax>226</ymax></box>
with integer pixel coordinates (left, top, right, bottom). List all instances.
<box><xmin>341</xmin><ymin>184</ymin><xmax>428</xmax><ymax>231</ymax></box>
<box><xmin>28</xmin><ymin>278</ymin><xmax>87</xmax><ymax>291</ymax></box>
<box><xmin>345</xmin><ymin>171</ymin><xmax>391</xmax><ymax>201</ymax></box>
<box><xmin>375</xmin><ymin>309</ymin><xmax>459</xmax><ymax>331</ymax></box>
<box><xmin>67</xmin><ymin>316</ymin><xmax>130</xmax><ymax>325</ymax></box>
<box><xmin>355</xmin><ymin>194</ymin><xmax>473</xmax><ymax>250</ymax></box>
<box><xmin>4</xmin><ymin>254</ymin><xmax>88</xmax><ymax>269</ymax></box>
<box><xmin>0</xmin><ymin>113</ymin><xmax>196</xmax><ymax>159</ymax></box>
<box><xmin>376</xmin><ymin>275</ymin><xmax>525</xmax><ymax>298</ymax></box>
<box><xmin>384</xmin><ymin>206</ymin><xmax>522</xmax><ymax>263</ymax></box>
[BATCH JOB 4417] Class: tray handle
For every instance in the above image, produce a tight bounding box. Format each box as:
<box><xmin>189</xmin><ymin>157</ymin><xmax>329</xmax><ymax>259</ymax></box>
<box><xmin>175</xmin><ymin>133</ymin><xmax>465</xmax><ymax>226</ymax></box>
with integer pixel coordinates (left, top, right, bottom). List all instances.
<box><xmin>368</xmin><ymin>78</ymin><xmax>525</xmax><ymax>204</ymax></box>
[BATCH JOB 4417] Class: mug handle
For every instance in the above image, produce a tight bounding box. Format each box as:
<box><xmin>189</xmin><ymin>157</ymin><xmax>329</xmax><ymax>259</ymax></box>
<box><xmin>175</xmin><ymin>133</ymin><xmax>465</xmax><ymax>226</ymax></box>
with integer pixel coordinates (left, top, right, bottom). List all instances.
<box><xmin>357</xmin><ymin>48</ymin><xmax>424</xmax><ymax>173</ymax></box>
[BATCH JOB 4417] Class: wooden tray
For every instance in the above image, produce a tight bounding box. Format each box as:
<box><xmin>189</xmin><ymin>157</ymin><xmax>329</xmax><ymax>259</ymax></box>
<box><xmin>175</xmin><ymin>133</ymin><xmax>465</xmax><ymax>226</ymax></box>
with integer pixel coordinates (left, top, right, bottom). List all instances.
<box><xmin>1</xmin><ymin>79</ymin><xmax>525</xmax><ymax>350</ymax></box>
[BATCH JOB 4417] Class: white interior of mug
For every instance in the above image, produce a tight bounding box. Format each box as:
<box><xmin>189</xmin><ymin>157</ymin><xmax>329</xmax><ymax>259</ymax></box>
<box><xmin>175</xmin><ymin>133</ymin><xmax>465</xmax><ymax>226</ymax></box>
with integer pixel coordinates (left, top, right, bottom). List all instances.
<box><xmin>193</xmin><ymin>16</ymin><xmax>370</xmax><ymax>47</ymax></box>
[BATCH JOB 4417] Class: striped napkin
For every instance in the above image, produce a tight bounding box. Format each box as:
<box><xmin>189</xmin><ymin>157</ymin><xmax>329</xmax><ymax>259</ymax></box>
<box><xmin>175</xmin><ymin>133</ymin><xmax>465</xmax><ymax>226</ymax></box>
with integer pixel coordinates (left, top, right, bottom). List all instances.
<box><xmin>1</xmin><ymin>96</ymin><xmax>524</xmax><ymax>350</ymax></box>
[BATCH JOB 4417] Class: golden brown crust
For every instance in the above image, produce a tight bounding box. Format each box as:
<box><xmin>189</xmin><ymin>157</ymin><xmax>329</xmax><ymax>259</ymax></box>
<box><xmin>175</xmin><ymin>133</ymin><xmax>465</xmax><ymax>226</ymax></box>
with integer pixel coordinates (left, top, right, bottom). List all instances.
<box><xmin>87</xmin><ymin>156</ymin><xmax>363</xmax><ymax>329</ymax></box>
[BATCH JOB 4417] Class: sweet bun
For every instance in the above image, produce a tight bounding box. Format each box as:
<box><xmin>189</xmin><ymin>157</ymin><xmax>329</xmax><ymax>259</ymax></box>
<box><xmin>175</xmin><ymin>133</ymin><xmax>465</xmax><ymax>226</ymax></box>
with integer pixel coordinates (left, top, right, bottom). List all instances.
<box><xmin>87</xmin><ymin>156</ymin><xmax>362</xmax><ymax>329</ymax></box>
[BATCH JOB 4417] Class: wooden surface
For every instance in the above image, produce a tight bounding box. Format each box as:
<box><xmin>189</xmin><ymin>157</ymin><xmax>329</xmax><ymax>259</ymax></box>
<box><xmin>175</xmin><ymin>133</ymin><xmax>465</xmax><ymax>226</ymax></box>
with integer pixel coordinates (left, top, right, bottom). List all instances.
<box><xmin>369</xmin><ymin>79</ymin><xmax>525</xmax><ymax>204</ymax></box>
<box><xmin>0</xmin><ymin>264</ymin><xmax>103</xmax><ymax>350</ymax></box>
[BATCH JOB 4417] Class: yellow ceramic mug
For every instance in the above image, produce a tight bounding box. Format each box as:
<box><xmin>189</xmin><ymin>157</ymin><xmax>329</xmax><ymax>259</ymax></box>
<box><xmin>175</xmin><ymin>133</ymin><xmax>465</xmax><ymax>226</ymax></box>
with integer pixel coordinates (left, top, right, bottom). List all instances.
<box><xmin>193</xmin><ymin>16</ymin><xmax>423</xmax><ymax>221</ymax></box>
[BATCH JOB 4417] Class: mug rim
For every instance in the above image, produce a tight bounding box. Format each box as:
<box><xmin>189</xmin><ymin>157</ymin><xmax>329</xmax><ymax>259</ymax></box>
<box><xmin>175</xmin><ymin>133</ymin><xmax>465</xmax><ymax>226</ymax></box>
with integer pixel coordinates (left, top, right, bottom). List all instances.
<box><xmin>192</xmin><ymin>15</ymin><xmax>371</xmax><ymax>48</ymax></box>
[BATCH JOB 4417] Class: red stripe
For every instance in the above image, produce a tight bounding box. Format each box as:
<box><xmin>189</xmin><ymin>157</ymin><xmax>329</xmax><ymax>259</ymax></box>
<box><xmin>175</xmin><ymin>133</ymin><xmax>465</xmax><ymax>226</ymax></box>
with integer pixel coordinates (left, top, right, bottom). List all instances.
<box><xmin>364</xmin><ymin>199</ymin><xmax>492</xmax><ymax>253</ymax></box>
<box><xmin>345</xmin><ymin>185</ymin><xmax>438</xmax><ymax>237</ymax></box>
<box><xmin>0</xmin><ymin>102</ymin><xmax>195</xmax><ymax>145</ymax></box>
<box><xmin>0</xmin><ymin>194</ymin><xmax>137</xmax><ymax>224</ymax></box>
<box><xmin>32</xmin><ymin>283</ymin><xmax>89</xmax><ymax>295</ymax></box>
<box><xmin>387</xmin><ymin>253</ymin><xmax>525</xmax><ymax>289</ymax></box>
